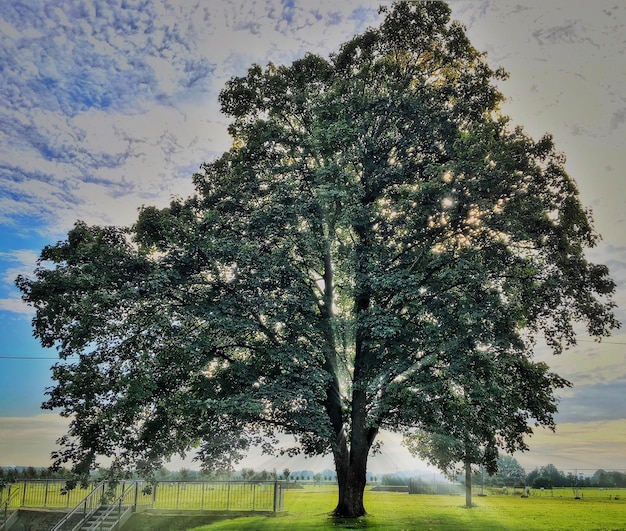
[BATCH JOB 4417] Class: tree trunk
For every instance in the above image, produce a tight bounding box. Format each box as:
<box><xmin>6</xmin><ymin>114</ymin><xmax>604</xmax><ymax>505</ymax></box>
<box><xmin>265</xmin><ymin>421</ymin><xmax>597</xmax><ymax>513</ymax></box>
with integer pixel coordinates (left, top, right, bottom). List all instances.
<box><xmin>332</xmin><ymin>386</ymin><xmax>377</xmax><ymax>518</ymax></box>
<box><xmin>333</xmin><ymin>439</ymin><xmax>369</xmax><ymax>517</ymax></box>
<box><xmin>330</xmin><ymin>190</ymin><xmax>377</xmax><ymax>518</ymax></box>
<box><xmin>465</xmin><ymin>461</ymin><xmax>473</xmax><ymax>508</ymax></box>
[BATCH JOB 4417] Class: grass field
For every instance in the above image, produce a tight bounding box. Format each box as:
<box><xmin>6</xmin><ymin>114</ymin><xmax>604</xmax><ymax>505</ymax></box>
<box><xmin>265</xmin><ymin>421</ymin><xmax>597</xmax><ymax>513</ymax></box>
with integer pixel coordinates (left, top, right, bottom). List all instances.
<box><xmin>189</xmin><ymin>485</ymin><xmax>626</xmax><ymax>530</ymax></box>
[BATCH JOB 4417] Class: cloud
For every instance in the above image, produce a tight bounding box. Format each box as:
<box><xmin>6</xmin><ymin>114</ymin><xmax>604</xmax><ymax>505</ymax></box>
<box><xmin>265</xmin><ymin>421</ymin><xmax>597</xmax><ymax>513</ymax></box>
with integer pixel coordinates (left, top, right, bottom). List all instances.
<box><xmin>531</xmin><ymin>20</ymin><xmax>599</xmax><ymax>47</ymax></box>
<box><xmin>610</xmin><ymin>108</ymin><xmax>626</xmax><ymax>131</ymax></box>
<box><xmin>518</xmin><ymin>419</ymin><xmax>626</xmax><ymax>472</ymax></box>
<box><xmin>0</xmin><ymin>0</ymin><xmax>218</xmax><ymax>233</ymax></box>
<box><xmin>556</xmin><ymin>381</ymin><xmax>626</xmax><ymax>423</ymax></box>
<box><xmin>0</xmin><ymin>413</ymin><xmax>69</xmax><ymax>467</ymax></box>
<box><xmin>0</xmin><ymin>297</ymin><xmax>32</xmax><ymax>315</ymax></box>
<box><xmin>0</xmin><ymin>250</ymin><xmax>38</xmax><ymax>315</ymax></box>
<box><xmin>0</xmin><ymin>0</ymin><xmax>380</xmax><ymax>239</ymax></box>
<box><xmin>0</xmin><ymin>250</ymin><xmax>38</xmax><ymax>283</ymax></box>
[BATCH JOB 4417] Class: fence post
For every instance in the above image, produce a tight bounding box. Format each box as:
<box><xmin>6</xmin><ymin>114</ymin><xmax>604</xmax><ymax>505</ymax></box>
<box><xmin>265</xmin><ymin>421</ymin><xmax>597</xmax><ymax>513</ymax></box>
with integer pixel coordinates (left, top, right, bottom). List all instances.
<box><xmin>274</xmin><ymin>481</ymin><xmax>283</xmax><ymax>513</ymax></box>
<box><xmin>273</xmin><ymin>482</ymin><xmax>278</xmax><ymax>513</ymax></box>
<box><xmin>21</xmin><ymin>482</ymin><xmax>27</xmax><ymax>507</ymax></box>
<box><xmin>44</xmin><ymin>480</ymin><xmax>49</xmax><ymax>507</ymax></box>
<box><xmin>227</xmin><ymin>483</ymin><xmax>231</xmax><ymax>511</ymax></box>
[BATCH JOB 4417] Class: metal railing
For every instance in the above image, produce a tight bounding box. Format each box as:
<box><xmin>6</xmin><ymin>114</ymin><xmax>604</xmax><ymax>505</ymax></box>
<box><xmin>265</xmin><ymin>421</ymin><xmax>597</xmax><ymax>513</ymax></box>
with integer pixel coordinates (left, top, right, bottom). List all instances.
<box><xmin>149</xmin><ymin>481</ymin><xmax>282</xmax><ymax>511</ymax></box>
<box><xmin>0</xmin><ymin>488</ymin><xmax>21</xmax><ymax>531</ymax></box>
<box><xmin>1</xmin><ymin>480</ymin><xmax>99</xmax><ymax>509</ymax></box>
<box><xmin>51</xmin><ymin>481</ymin><xmax>107</xmax><ymax>531</ymax></box>
<box><xmin>1</xmin><ymin>479</ymin><xmax>284</xmax><ymax>524</ymax></box>
<box><xmin>87</xmin><ymin>481</ymin><xmax>138</xmax><ymax>531</ymax></box>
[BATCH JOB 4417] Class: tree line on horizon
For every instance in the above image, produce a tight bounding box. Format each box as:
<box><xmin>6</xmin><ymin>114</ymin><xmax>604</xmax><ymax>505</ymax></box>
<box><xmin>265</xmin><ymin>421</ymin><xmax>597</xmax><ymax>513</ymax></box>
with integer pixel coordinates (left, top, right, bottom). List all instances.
<box><xmin>3</xmin><ymin>461</ymin><xmax>626</xmax><ymax>489</ymax></box>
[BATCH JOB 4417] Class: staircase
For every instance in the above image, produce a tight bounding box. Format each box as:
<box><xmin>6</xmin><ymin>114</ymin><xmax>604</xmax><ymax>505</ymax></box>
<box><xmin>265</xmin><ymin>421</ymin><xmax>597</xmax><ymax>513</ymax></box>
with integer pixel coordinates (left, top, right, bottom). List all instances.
<box><xmin>52</xmin><ymin>481</ymin><xmax>138</xmax><ymax>531</ymax></box>
<box><xmin>0</xmin><ymin>487</ymin><xmax>20</xmax><ymax>531</ymax></box>
<box><xmin>75</xmin><ymin>504</ymin><xmax>133</xmax><ymax>531</ymax></box>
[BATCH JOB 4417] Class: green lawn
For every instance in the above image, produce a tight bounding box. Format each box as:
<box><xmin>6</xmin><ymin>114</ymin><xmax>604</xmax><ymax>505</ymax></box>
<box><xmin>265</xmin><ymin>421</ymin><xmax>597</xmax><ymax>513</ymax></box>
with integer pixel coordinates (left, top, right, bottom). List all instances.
<box><xmin>190</xmin><ymin>486</ymin><xmax>626</xmax><ymax>530</ymax></box>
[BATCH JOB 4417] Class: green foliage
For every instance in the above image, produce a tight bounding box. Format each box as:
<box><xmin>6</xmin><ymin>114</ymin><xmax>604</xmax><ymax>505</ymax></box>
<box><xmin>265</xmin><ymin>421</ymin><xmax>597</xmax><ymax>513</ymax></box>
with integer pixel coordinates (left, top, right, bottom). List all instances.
<box><xmin>532</xmin><ymin>476</ymin><xmax>552</xmax><ymax>489</ymax></box>
<box><xmin>17</xmin><ymin>1</ymin><xmax>618</xmax><ymax>519</ymax></box>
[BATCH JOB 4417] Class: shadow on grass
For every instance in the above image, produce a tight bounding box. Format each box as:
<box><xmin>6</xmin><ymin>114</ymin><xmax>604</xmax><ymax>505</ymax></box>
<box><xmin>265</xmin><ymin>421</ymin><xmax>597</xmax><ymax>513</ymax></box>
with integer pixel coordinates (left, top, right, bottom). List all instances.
<box><xmin>192</xmin><ymin>510</ymin><xmax>516</xmax><ymax>531</ymax></box>
<box><xmin>328</xmin><ymin>515</ymin><xmax>373</xmax><ymax>529</ymax></box>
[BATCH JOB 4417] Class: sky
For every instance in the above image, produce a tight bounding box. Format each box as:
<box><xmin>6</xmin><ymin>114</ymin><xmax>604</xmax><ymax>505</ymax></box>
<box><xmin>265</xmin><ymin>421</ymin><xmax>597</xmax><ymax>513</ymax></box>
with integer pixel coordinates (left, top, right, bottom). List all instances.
<box><xmin>1</xmin><ymin>0</ymin><xmax>625</xmax><ymax>478</ymax></box>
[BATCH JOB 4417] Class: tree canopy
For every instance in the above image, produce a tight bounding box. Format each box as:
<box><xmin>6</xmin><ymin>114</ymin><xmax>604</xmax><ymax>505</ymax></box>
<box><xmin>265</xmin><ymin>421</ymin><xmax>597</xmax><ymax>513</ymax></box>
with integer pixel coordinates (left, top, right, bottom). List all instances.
<box><xmin>17</xmin><ymin>2</ymin><xmax>618</xmax><ymax>518</ymax></box>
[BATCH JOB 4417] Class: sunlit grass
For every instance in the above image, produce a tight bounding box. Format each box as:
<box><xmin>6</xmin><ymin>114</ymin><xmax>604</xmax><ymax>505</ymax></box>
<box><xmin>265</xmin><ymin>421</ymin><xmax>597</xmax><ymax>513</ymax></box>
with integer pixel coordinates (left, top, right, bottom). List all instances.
<box><xmin>190</xmin><ymin>486</ymin><xmax>626</xmax><ymax>530</ymax></box>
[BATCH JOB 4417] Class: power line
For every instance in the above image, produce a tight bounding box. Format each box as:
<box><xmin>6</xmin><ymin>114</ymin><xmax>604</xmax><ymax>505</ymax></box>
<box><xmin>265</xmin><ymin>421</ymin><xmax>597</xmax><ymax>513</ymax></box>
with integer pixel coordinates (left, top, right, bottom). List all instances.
<box><xmin>0</xmin><ymin>356</ymin><xmax>75</xmax><ymax>360</ymax></box>
<box><xmin>576</xmin><ymin>340</ymin><xmax>626</xmax><ymax>346</ymax></box>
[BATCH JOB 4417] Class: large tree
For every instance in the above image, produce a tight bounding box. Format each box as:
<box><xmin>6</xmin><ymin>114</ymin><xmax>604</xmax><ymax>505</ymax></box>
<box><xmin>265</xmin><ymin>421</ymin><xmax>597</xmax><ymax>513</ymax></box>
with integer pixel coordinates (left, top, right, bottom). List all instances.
<box><xmin>18</xmin><ymin>2</ymin><xmax>618</xmax><ymax>518</ymax></box>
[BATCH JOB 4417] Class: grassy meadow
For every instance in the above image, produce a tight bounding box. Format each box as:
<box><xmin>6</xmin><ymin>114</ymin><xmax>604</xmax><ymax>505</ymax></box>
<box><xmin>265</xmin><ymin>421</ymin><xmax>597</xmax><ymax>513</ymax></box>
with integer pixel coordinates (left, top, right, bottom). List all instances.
<box><xmin>190</xmin><ymin>485</ymin><xmax>626</xmax><ymax>531</ymax></box>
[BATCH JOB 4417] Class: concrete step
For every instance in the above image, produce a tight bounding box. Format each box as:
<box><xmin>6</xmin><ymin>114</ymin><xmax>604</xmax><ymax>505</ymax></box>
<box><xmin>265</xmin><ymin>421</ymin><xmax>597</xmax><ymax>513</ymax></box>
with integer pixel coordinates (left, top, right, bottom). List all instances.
<box><xmin>78</xmin><ymin>505</ymin><xmax>131</xmax><ymax>531</ymax></box>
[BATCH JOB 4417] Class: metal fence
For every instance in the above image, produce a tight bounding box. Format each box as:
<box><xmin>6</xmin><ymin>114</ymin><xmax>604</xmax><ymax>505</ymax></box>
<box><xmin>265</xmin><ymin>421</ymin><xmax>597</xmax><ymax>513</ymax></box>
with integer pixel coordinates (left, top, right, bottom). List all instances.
<box><xmin>469</xmin><ymin>485</ymin><xmax>626</xmax><ymax>500</ymax></box>
<box><xmin>0</xmin><ymin>480</ymin><xmax>284</xmax><ymax>513</ymax></box>
<box><xmin>150</xmin><ymin>481</ymin><xmax>282</xmax><ymax>511</ymax></box>
<box><xmin>0</xmin><ymin>481</ymin><xmax>97</xmax><ymax>509</ymax></box>
<box><xmin>408</xmin><ymin>480</ymin><xmax>465</xmax><ymax>496</ymax></box>
<box><xmin>406</xmin><ymin>480</ymin><xmax>626</xmax><ymax>500</ymax></box>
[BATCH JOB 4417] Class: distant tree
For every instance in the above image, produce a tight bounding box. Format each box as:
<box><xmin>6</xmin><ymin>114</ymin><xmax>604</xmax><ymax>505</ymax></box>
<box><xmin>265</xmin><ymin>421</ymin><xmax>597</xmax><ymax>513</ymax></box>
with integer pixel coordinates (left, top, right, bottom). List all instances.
<box><xmin>253</xmin><ymin>469</ymin><xmax>269</xmax><ymax>481</ymax></box>
<box><xmin>539</xmin><ymin>464</ymin><xmax>565</xmax><ymax>488</ymax></box>
<box><xmin>608</xmin><ymin>471</ymin><xmax>626</xmax><ymax>488</ymax></box>
<box><xmin>494</xmin><ymin>456</ymin><xmax>525</xmax><ymax>487</ymax></box>
<box><xmin>532</xmin><ymin>476</ymin><xmax>552</xmax><ymax>489</ymax></box>
<box><xmin>592</xmin><ymin>470</ymin><xmax>626</xmax><ymax>488</ymax></box>
<box><xmin>282</xmin><ymin>468</ymin><xmax>291</xmax><ymax>482</ymax></box>
<box><xmin>240</xmin><ymin>468</ymin><xmax>255</xmax><ymax>481</ymax></box>
<box><xmin>525</xmin><ymin>468</ymin><xmax>538</xmax><ymax>486</ymax></box>
<box><xmin>24</xmin><ymin>466</ymin><xmax>38</xmax><ymax>479</ymax></box>
<box><xmin>17</xmin><ymin>1</ymin><xmax>618</xmax><ymax>519</ymax></box>
<box><xmin>154</xmin><ymin>467</ymin><xmax>172</xmax><ymax>481</ymax></box>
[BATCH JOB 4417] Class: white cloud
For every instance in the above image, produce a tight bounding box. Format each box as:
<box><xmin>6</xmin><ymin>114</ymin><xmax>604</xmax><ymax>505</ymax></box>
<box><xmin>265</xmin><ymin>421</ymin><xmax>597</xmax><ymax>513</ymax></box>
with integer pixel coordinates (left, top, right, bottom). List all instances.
<box><xmin>0</xmin><ymin>413</ymin><xmax>69</xmax><ymax>467</ymax></box>
<box><xmin>0</xmin><ymin>250</ymin><xmax>38</xmax><ymax>280</ymax></box>
<box><xmin>0</xmin><ymin>250</ymin><xmax>39</xmax><ymax>316</ymax></box>
<box><xmin>0</xmin><ymin>0</ymin><xmax>382</xmax><ymax>237</ymax></box>
<box><xmin>0</xmin><ymin>296</ymin><xmax>31</xmax><ymax>315</ymax></box>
